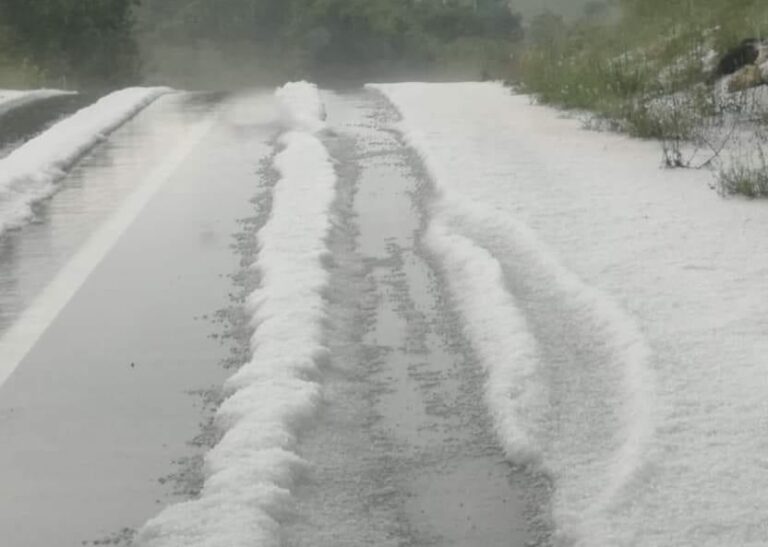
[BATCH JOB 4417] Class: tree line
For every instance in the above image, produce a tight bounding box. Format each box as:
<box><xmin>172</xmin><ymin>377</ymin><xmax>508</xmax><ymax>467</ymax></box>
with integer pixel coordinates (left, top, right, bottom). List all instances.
<box><xmin>0</xmin><ymin>0</ymin><xmax>523</xmax><ymax>87</ymax></box>
<box><xmin>0</xmin><ymin>0</ymin><xmax>140</xmax><ymax>86</ymax></box>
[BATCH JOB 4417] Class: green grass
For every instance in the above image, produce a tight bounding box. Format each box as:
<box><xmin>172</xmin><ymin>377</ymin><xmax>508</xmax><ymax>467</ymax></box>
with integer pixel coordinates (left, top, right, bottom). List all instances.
<box><xmin>0</xmin><ymin>60</ymin><xmax>45</xmax><ymax>88</ymax></box>
<box><xmin>718</xmin><ymin>163</ymin><xmax>768</xmax><ymax>197</ymax></box>
<box><xmin>519</xmin><ymin>0</ymin><xmax>768</xmax><ymax>120</ymax></box>
<box><xmin>516</xmin><ymin>0</ymin><xmax>768</xmax><ymax>196</ymax></box>
<box><xmin>0</xmin><ymin>29</ymin><xmax>45</xmax><ymax>88</ymax></box>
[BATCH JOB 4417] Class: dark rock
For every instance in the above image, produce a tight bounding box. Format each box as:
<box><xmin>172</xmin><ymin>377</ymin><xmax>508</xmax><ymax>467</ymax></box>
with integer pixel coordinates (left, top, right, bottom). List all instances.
<box><xmin>715</xmin><ymin>38</ymin><xmax>760</xmax><ymax>78</ymax></box>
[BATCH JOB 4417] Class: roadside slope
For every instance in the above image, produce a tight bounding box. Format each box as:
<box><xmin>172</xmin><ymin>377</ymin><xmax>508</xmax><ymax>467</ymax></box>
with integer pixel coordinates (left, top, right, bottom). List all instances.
<box><xmin>373</xmin><ymin>81</ymin><xmax>768</xmax><ymax>547</ymax></box>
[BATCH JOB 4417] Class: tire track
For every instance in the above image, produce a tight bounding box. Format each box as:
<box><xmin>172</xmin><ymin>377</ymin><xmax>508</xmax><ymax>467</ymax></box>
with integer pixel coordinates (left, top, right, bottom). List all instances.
<box><xmin>283</xmin><ymin>90</ymin><xmax>538</xmax><ymax>547</ymax></box>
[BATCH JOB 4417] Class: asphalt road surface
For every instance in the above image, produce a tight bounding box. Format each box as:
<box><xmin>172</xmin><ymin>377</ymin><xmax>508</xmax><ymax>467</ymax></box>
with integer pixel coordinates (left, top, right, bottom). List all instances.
<box><xmin>0</xmin><ymin>88</ymin><xmax>536</xmax><ymax>547</ymax></box>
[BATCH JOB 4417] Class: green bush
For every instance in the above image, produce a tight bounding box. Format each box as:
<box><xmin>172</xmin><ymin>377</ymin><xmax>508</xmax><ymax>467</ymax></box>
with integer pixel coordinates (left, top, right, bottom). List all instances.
<box><xmin>718</xmin><ymin>163</ymin><xmax>768</xmax><ymax>197</ymax></box>
<box><xmin>0</xmin><ymin>21</ymin><xmax>44</xmax><ymax>87</ymax></box>
<box><xmin>0</xmin><ymin>0</ymin><xmax>140</xmax><ymax>87</ymax></box>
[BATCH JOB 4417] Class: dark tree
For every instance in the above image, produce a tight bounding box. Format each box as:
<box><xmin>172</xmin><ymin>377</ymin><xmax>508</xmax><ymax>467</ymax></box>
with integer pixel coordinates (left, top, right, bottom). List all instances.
<box><xmin>0</xmin><ymin>0</ymin><xmax>141</xmax><ymax>85</ymax></box>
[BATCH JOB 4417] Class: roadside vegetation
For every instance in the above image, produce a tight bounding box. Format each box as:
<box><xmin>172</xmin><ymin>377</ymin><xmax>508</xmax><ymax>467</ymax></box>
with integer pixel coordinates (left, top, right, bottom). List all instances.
<box><xmin>0</xmin><ymin>17</ymin><xmax>42</xmax><ymax>87</ymax></box>
<box><xmin>517</xmin><ymin>0</ymin><xmax>768</xmax><ymax>197</ymax></box>
<box><xmin>0</xmin><ymin>0</ymin><xmax>139</xmax><ymax>87</ymax></box>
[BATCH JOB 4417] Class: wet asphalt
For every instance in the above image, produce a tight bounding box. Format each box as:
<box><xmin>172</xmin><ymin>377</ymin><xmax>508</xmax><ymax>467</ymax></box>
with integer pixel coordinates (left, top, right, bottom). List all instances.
<box><xmin>0</xmin><ymin>91</ymin><xmax>275</xmax><ymax>546</ymax></box>
<box><xmin>0</xmin><ymin>88</ymin><xmax>538</xmax><ymax>547</ymax></box>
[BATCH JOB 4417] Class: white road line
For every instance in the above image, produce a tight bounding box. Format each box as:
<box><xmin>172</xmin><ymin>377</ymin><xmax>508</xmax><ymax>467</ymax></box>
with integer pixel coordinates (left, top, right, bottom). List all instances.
<box><xmin>0</xmin><ymin>112</ymin><xmax>218</xmax><ymax>390</ymax></box>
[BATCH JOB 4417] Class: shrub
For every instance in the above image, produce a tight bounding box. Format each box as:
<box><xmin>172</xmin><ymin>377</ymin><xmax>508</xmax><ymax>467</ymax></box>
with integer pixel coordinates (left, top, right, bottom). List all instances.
<box><xmin>517</xmin><ymin>0</ymin><xmax>768</xmax><ymax>178</ymax></box>
<box><xmin>0</xmin><ymin>0</ymin><xmax>140</xmax><ymax>86</ymax></box>
<box><xmin>717</xmin><ymin>162</ymin><xmax>768</xmax><ymax>197</ymax></box>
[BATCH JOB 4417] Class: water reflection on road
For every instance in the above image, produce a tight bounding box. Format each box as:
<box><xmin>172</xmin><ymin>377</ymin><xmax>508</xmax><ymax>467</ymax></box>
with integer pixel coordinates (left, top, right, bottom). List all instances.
<box><xmin>0</xmin><ymin>90</ymin><xmax>276</xmax><ymax>547</ymax></box>
<box><xmin>0</xmin><ymin>93</ymin><xmax>206</xmax><ymax>336</ymax></box>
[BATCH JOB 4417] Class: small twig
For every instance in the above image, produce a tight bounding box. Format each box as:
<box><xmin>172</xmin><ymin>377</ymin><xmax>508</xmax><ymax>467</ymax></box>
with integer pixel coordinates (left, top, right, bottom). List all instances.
<box><xmin>695</xmin><ymin>118</ymin><xmax>739</xmax><ymax>169</ymax></box>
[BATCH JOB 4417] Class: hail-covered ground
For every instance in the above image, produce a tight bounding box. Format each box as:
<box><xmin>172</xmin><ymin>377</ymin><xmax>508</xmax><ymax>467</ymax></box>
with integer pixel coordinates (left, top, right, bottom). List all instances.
<box><xmin>0</xmin><ymin>81</ymin><xmax>766</xmax><ymax>547</ymax></box>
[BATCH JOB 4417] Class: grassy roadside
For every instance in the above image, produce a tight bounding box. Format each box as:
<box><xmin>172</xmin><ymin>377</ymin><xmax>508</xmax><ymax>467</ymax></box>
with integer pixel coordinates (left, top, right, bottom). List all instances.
<box><xmin>0</xmin><ymin>28</ymin><xmax>45</xmax><ymax>89</ymax></box>
<box><xmin>515</xmin><ymin>0</ymin><xmax>768</xmax><ymax>197</ymax></box>
<box><xmin>0</xmin><ymin>59</ymin><xmax>46</xmax><ymax>89</ymax></box>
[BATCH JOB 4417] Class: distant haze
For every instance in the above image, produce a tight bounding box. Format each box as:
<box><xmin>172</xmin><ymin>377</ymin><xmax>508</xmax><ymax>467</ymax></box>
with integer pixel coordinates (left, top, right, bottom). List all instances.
<box><xmin>511</xmin><ymin>0</ymin><xmax>593</xmax><ymax>19</ymax></box>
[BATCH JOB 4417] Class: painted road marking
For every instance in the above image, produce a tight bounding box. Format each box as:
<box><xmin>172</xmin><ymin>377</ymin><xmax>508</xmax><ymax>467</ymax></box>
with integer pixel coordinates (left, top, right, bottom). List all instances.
<box><xmin>0</xmin><ymin>112</ymin><xmax>218</xmax><ymax>390</ymax></box>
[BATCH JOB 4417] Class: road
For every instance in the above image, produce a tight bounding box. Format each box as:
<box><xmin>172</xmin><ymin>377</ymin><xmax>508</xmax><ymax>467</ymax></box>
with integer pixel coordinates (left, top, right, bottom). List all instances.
<box><xmin>280</xmin><ymin>90</ymin><xmax>538</xmax><ymax>547</ymax></box>
<box><xmin>1</xmin><ymin>82</ymin><xmax>768</xmax><ymax>547</ymax></box>
<box><xmin>0</xmin><ymin>91</ymin><xmax>276</xmax><ymax>546</ymax></box>
<box><xmin>0</xmin><ymin>87</ymin><xmax>538</xmax><ymax>547</ymax></box>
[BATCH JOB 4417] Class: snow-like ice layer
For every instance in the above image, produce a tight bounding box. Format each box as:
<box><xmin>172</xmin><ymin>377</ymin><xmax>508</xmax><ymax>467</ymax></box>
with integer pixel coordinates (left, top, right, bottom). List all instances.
<box><xmin>425</xmin><ymin>220</ymin><xmax>547</xmax><ymax>463</ymax></box>
<box><xmin>381</xmin><ymin>85</ymin><xmax>656</xmax><ymax>542</ymax></box>
<box><xmin>430</xmin><ymin>196</ymin><xmax>657</xmax><ymax>543</ymax></box>
<box><xmin>0</xmin><ymin>88</ymin><xmax>73</xmax><ymax>116</ymax></box>
<box><xmin>0</xmin><ymin>87</ymin><xmax>169</xmax><ymax>235</ymax></box>
<box><xmin>136</xmin><ymin>83</ymin><xmax>335</xmax><ymax>547</ymax></box>
<box><xmin>275</xmin><ymin>81</ymin><xmax>326</xmax><ymax>134</ymax></box>
<box><xmin>372</xmin><ymin>82</ymin><xmax>768</xmax><ymax>546</ymax></box>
